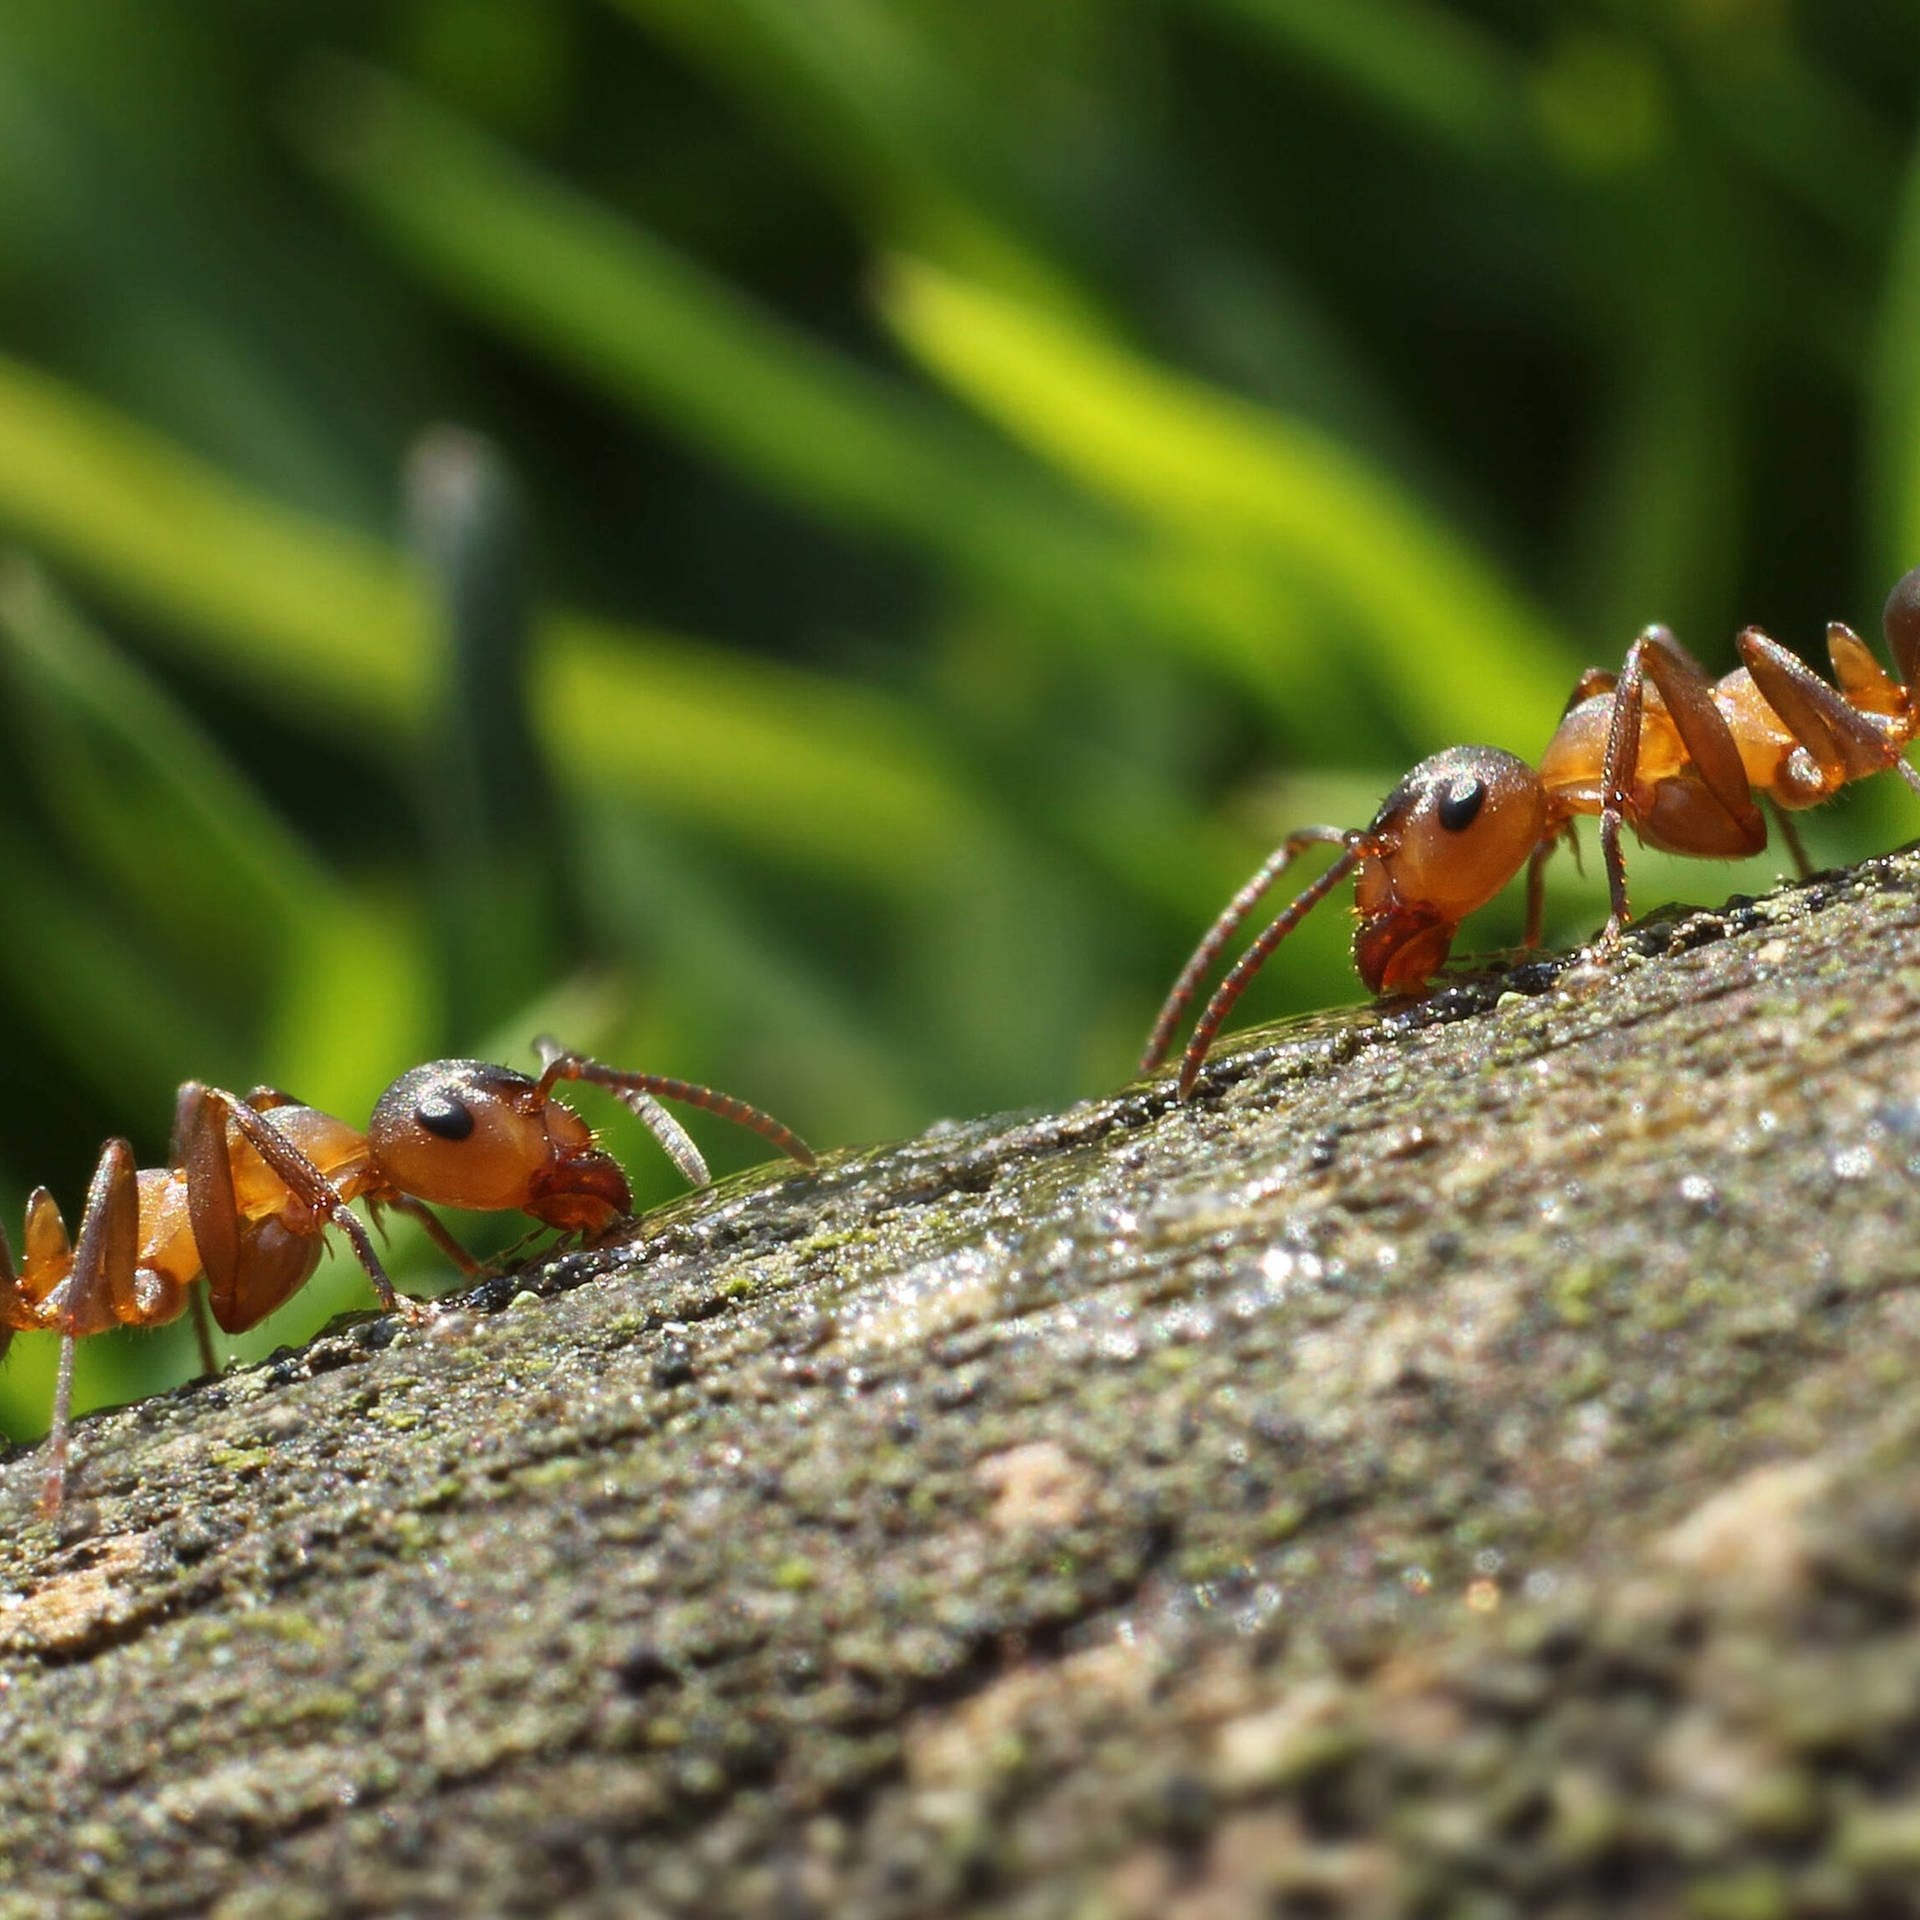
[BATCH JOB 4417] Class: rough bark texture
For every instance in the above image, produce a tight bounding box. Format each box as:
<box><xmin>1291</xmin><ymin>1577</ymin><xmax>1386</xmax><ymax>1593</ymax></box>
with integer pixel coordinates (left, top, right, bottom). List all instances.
<box><xmin>7</xmin><ymin>852</ymin><xmax>1920</xmax><ymax>1918</ymax></box>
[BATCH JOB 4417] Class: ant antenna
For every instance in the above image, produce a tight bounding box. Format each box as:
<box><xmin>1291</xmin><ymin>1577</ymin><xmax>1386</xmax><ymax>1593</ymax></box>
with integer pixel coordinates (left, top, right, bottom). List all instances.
<box><xmin>1141</xmin><ymin>826</ymin><xmax>1353</xmax><ymax>1075</ymax></box>
<box><xmin>533</xmin><ymin>1037</ymin><xmax>819</xmax><ymax>1172</ymax></box>
<box><xmin>1174</xmin><ymin>846</ymin><xmax>1364</xmax><ymax>1099</ymax></box>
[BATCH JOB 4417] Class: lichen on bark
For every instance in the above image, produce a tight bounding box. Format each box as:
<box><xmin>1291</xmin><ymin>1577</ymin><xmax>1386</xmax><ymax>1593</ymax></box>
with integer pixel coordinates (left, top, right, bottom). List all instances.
<box><xmin>6</xmin><ymin>850</ymin><xmax>1920</xmax><ymax>1918</ymax></box>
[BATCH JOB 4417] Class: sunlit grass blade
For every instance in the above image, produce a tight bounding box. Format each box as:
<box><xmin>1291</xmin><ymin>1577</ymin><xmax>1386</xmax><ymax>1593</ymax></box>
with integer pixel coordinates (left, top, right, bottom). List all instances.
<box><xmin>309</xmin><ymin>66</ymin><xmax>1333</xmax><ymax>720</ymax></box>
<box><xmin>0</xmin><ymin>345</ymin><xmax>999</xmax><ymax>896</ymax></box>
<box><xmin>0</xmin><ymin>836</ymin><xmax>237</xmax><ymax>1112</ymax></box>
<box><xmin>885</xmin><ymin>257</ymin><xmax>1576</xmax><ymax>749</ymax></box>
<box><xmin>0</xmin><ymin>352</ymin><xmax>423</xmax><ymax>728</ymax></box>
<box><xmin>0</xmin><ymin>558</ymin><xmax>346</xmax><ymax>963</ymax></box>
<box><xmin>298</xmin><ymin>61</ymin><xmax>1135</xmax><ymax>617</ymax></box>
<box><xmin>1873</xmin><ymin>130</ymin><xmax>1920</xmax><ymax>582</ymax></box>
<box><xmin>543</xmin><ymin>614</ymin><xmax>994</xmax><ymax>891</ymax></box>
<box><xmin>408</xmin><ymin>427</ymin><xmax>570</xmax><ymax>1042</ymax></box>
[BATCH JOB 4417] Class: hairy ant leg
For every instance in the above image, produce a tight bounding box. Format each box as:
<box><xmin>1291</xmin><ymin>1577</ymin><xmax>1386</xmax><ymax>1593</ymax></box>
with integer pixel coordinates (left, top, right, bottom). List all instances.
<box><xmin>382</xmin><ymin>1194</ymin><xmax>484</xmax><ymax>1275</ymax></box>
<box><xmin>1523</xmin><ymin>828</ymin><xmax>1573</xmax><ymax>947</ymax></box>
<box><xmin>38</xmin><ymin>1140</ymin><xmax>142</xmax><ymax>1513</ymax></box>
<box><xmin>179</xmin><ymin>1085</ymin><xmax>427</xmax><ymax>1331</ymax></box>
<box><xmin>1737</xmin><ymin>627</ymin><xmax>1920</xmax><ymax>801</ymax></box>
<box><xmin>169</xmin><ymin>1083</ymin><xmax>300</xmax><ymax>1370</ymax></box>
<box><xmin>1597</xmin><ymin>627</ymin><xmax>1766</xmax><ymax>943</ymax></box>
<box><xmin>1765</xmin><ymin>798</ymin><xmax>1814</xmax><ymax>879</ymax></box>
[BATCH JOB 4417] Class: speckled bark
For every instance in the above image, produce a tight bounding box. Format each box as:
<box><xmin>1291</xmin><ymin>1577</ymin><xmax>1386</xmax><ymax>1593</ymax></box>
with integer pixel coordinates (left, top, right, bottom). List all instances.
<box><xmin>6</xmin><ymin>853</ymin><xmax>1920</xmax><ymax>1919</ymax></box>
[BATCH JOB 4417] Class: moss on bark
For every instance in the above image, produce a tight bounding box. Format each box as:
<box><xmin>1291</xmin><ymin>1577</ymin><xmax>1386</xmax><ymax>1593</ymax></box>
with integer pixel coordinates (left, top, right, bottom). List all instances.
<box><xmin>7</xmin><ymin>851</ymin><xmax>1920</xmax><ymax>1917</ymax></box>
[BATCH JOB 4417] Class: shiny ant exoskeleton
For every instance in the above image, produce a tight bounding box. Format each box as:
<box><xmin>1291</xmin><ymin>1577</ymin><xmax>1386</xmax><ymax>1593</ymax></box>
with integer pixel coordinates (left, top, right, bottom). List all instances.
<box><xmin>1145</xmin><ymin>566</ymin><xmax>1920</xmax><ymax>1098</ymax></box>
<box><xmin>0</xmin><ymin>1037</ymin><xmax>815</xmax><ymax>1511</ymax></box>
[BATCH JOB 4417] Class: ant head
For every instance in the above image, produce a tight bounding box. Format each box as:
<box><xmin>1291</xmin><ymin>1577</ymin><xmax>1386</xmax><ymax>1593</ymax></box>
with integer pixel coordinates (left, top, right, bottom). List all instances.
<box><xmin>1351</xmin><ymin>746</ymin><xmax>1548</xmax><ymax>993</ymax></box>
<box><xmin>368</xmin><ymin>1060</ymin><xmax>632</xmax><ymax>1234</ymax></box>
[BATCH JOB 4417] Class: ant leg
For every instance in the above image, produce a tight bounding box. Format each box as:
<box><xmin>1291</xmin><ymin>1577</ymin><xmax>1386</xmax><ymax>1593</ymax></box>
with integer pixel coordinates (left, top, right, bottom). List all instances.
<box><xmin>1637</xmin><ymin>632</ymin><xmax>1768</xmax><ymax>846</ymax></box>
<box><xmin>1560</xmin><ymin>666</ymin><xmax>1618</xmax><ymax>717</ymax></box>
<box><xmin>1767</xmin><ymin>798</ymin><xmax>1814</xmax><ymax>879</ymax></box>
<box><xmin>168</xmin><ymin>1081</ymin><xmax>297</xmax><ymax>1175</ymax></box>
<box><xmin>531</xmin><ymin>1038</ymin><xmax>817</xmax><ymax>1171</ymax></box>
<box><xmin>182</xmin><ymin>1085</ymin><xmax>303</xmax><ymax>1335</ymax></box>
<box><xmin>1826</xmin><ymin>622</ymin><xmax>1902</xmax><ymax>715</ymax></box>
<box><xmin>1596</xmin><ymin>639</ymin><xmax>1649</xmax><ymax>943</ymax></box>
<box><xmin>38</xmin><ymin>1140</ymin><xmax>141</xmax><ymax>1513</ymax></box>
<box><xmin>182</xmin><ymin>1085</ymin><xmax>427</xmax><ymax>1328</ymax></box>
<box><xmin>386</xmin><ymin>1194</ymin><xmax>481</xmax><ymax>1275</ymax></box>
<box><xmin>1523</xmin><ymin>834</ymin><xmax>1560</xmax><ymax>948</ymax></box>
<box><xmin>1140</xmin><ymin>826</ymin><xmax>1350</xmax><ymax>1074</ymax></box>
<box><xmin>41</xmin><ymin>1333</ymin><xmax>77</xmax><ymax>1515</ymax></box>
<box><xmin>0</xmin><ymin>1213</ymin><xmax>15</xmax><ymax>1364</ymax></box>
<box><xmin>1737</xmin><ymin>628</ymin><xmax>1920</xmax><ymax>798</ymax></box>
<box><xmin>0</xmin><ymin>1215</ymin><xmax>25</xmax><ymax>1334</ymax></box>
<box><xmin>189</xmin><ymin>1286</ymin><xmax>220</xmax><ymax>1376</ymax></box>
<box><xmin>1599</xmin><ymin>628</ymin><xmax>1767</xmax><ymax>944</ymax></box>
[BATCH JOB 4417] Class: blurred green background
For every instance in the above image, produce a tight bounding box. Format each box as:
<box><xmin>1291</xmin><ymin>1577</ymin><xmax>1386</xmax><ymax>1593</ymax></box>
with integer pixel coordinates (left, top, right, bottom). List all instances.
<box><xmin>2</xmin><ymin>0</ymin><xmax>1918</xmax><ymax>1441</ymax></box>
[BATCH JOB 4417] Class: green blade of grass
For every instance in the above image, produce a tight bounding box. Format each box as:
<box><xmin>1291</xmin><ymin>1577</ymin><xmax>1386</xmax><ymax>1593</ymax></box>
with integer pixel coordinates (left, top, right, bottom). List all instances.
<box><xmin>0</xmin><ymin>345</ymin><xmax>997</xmax><ymax>896</ymax></box>
<box><xmin>0</xmin><ymin>558</ymin><xmax>346</xmax><ymax>951</ymax></box>
<box><xmin>298</xmin><ymin>60</ymin><xmax>1135</xmax><ymax>618</ymax></box>
<box><xmin>0</xmin><ymin>350</ymin><xmax>424</xmax><ymax>727</ymax></box>
<box><xmin>300</xmin><ymin>67</ymin><xmax>1405</xmax><ymax>730</ymax></box>
<box><xmin>885</xmin><ymin>257</ymin><xmax>1576</xmax><ymax>750</ymax></box>
<box><xmin>542</xmin><ymin>614</ymin><xmax>987</xmax><ymax>889</ymax></box>
<box><xmin>1873</xmin><ymin>130</ymin><xmax>1920</xmax><ymax>582</ymax></box>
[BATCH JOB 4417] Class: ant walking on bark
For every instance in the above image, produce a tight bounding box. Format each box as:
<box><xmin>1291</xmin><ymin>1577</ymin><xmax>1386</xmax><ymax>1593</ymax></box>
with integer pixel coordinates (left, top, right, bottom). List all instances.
<box><xmin>1146</xmin><ymin>566</ymin><xmax>1920</xmax><ymax>1098</ymax></box>
<box><xmin>1</xmin><ymin>1037</ymin><xmax>814</xmax><ymax>1512</ymax></box>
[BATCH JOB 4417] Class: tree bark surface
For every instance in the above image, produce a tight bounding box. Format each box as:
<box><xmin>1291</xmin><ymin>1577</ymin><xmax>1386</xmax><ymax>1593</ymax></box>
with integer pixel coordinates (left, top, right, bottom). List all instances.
<box><xmin>6</xmin><ymin>853</ymin><xmax>1920</xmax><ymax>1918</ymax></box>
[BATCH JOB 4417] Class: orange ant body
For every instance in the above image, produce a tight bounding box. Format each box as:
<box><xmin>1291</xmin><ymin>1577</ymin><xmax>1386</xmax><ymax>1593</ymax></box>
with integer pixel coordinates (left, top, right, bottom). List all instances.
<box><xmin>1146</xmin><ymin>567</ymin><xmax>1920</xmax><ymax>1098</ymax></box>
<box><xmin>1</xmin><ymin>1038</ymin><xmax>814</xmax><ymax>1511</ymax></box>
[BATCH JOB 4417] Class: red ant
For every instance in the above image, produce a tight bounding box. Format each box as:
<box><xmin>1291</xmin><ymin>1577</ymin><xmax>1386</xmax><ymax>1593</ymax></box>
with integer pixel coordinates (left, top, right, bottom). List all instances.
<box><xmin>0</xmin><ymin>1038</ymin><xmax>814</xmax><ymax>1512</ymax></box>
<box><xmin>1145</xmin><ymin>566</ymin><xmax>1920</xmax><ymax>1098</ymax></box>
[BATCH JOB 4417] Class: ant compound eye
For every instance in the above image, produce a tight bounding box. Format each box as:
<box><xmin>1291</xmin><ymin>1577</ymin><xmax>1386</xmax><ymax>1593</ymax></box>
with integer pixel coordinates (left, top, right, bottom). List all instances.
<box><xmin>414</xmin><ymin>1091</ymin><xmax>476</xmax><ymax>1141</ymax></box>
<box><xmin>1436</xmin><ymin>776</ymin><xmax>1486</xmax><ymax>833</ymax></box>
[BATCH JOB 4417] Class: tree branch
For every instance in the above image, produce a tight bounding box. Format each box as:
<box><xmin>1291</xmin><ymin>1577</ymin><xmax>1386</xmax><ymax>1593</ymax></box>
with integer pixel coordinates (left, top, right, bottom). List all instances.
<box><xmin>6</xmin><ymin>850</ymin><xmax>1920</xmax><ymax>1917</ymax></box>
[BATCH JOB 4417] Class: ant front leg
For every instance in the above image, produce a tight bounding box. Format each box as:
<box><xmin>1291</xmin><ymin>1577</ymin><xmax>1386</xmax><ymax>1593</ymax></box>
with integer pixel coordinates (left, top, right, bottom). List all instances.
<box><xmin>1596</xmin><ymin>627</ymin><xmax>1766</xmax><ymax>948</ymax></box>
<box><xmin>383</xmin><ymin>1194</ymin><xmax>482</xmax><ymax>1276</ymax></box>
<box><xmin>172</xmin><ymin>1082</ymin><xmax>299</xmax><ymax>1371</ymax></box>
<box><xmin>180</xmin><ymin>1085</ymin><xmax>428</xmax><ymax>1333</ymax></box>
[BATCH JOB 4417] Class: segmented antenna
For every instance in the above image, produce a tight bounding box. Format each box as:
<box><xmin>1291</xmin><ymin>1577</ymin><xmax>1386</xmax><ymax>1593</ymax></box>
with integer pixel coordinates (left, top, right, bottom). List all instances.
<box><xmin>1176</xmin><ymin>848</ymin><xmax>1363</xmax><ymax>1099</ymax></box>
<box><xmin>534</xmin><ymin>1037</ymin><xmax>818</xmax><ymax>1170</ymax></box>
<box><xmin>1141</xmin><ymin>826</ymin><xmax>1352</xmax><ymax>1075</ymax></box>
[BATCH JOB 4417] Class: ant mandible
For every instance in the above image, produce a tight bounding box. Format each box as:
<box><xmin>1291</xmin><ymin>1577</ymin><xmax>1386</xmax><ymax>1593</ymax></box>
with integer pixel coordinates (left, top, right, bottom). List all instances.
<box><xmin>0</xmin><ymin>1037</ymin><xmax>815</xmax><ymax>1512</ymax></box>
<box><xmin>1145</xmin><ymin>566</ymin><xmax>1920</xmax><ymax>1098</ymax></box>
